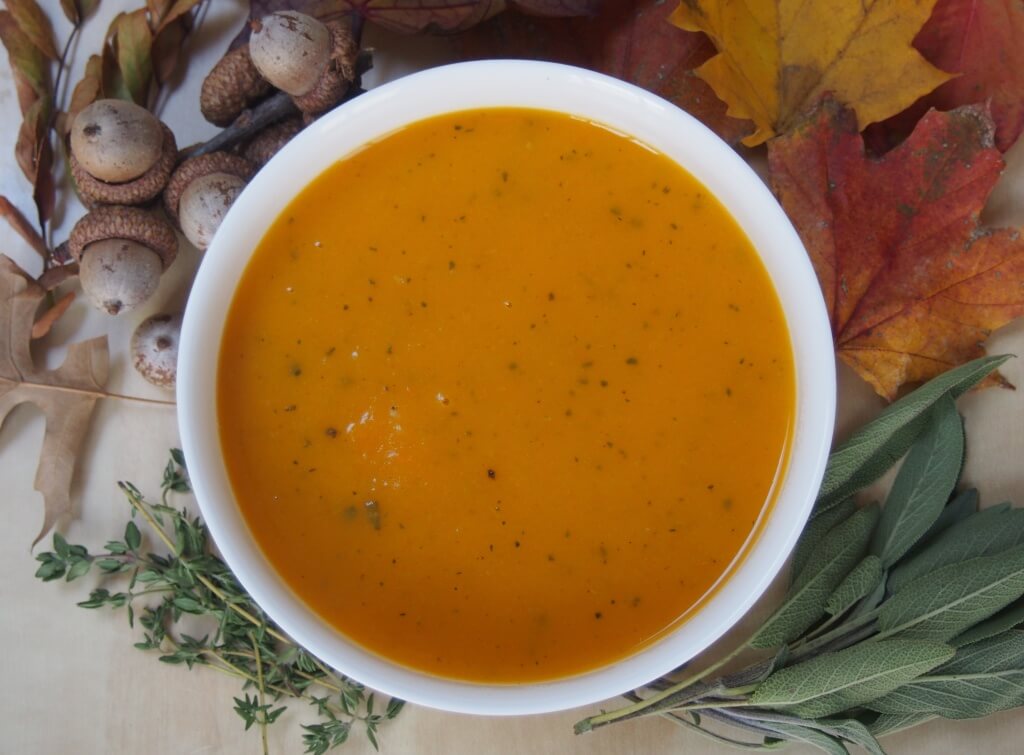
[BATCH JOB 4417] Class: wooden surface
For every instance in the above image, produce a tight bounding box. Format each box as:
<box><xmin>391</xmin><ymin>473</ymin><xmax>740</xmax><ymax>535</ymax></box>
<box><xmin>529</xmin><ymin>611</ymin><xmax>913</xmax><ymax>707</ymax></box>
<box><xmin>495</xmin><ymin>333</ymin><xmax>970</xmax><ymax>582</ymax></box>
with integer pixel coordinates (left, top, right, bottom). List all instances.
<box><xmin>1</xmin><ymin>3</ymin><xmax>1023</xmax><ymax>753</ymax></box>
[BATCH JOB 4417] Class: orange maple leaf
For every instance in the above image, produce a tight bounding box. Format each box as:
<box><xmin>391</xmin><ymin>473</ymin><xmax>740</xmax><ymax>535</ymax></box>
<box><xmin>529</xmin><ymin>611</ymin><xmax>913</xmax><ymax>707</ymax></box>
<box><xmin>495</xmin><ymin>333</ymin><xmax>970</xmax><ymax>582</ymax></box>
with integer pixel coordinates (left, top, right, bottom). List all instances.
<box><xmin>768</xmin><ymin>100</ymin><xmax>1024</xmax><ymax>400</ymax></box>
<box><xmin>671</xmin><ymin>0</ymin><xmax>952</xmax><ymax>146</ymax></box>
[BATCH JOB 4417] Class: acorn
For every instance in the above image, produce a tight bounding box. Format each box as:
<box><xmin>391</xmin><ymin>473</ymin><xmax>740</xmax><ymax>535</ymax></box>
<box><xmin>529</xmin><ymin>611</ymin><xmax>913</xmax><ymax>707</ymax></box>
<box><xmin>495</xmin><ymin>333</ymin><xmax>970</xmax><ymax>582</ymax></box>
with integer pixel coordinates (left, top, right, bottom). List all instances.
<box><xmin>163</xmin><ymin>152</ymin><xmax>255</xmax><ymax>251</ymax></box>
<box><xmin>131</xmin><ymin>313</ymin><xmax>181</xmax><ymax>389</ymax></box>
<box><xmin>243</xmin><ymin>116</ymin><xmax>304</xmax><ymax>167</ymax></box>
<box><xmin>199</xmin><ymin>44</ymin><xmax>273</xmax><ymax>126</ymax></box>
<box><xmin>249</xmin><ymin>11</ymin><xmax>357</xmax><ymax>117</ymax></box>
<box><xmin>68</xmin><ymin>206</ymin><xmax>178</xmax><ymax>316</ymax></box>
<box><xmin>69</xmin><ymin>99</ymin><xmax>177</xmax><ymax>206</ymax></box>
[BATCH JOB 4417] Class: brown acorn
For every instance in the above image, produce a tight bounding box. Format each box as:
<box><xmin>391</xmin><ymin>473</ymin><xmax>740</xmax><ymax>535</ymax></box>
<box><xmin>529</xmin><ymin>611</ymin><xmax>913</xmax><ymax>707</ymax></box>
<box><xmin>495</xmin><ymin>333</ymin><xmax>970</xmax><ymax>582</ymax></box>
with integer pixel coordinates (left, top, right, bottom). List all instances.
<box><xmin>199</xmin><ymin>44</ymin><xmax>274</xmax><ymax>126</ymax></box>
<box><xmin>249</xmin><ymin>11</ymin><xmax>358</xmax><ymax>117</ymax></box>
<box><xmin>68</xmin><ymin>206</ymin><xmax>178</xmax><ymax>315</ymax></box>
<box><xmin>164</xmin><ymin>152</ymin><xmax>255</xmax><ymax>251</ymax></box>
<box><xmin>69</xmin><ymin>99</ymin><xmax>177</xmax><ymax>206</ymax></box>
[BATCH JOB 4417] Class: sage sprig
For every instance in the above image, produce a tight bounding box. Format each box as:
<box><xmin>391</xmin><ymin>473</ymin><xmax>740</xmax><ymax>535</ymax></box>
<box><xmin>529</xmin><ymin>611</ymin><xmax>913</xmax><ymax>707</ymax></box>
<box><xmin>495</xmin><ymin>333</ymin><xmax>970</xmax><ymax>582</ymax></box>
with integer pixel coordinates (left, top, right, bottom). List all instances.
<box><xmin>34</xmin><ymin>451</ymin><xmax>403</xmax><ymax>755</ymax></box>
<box><xmin>576</xmin><ymin>355</ymin><xmax>1024</xmax><ymax>753</ymax></box>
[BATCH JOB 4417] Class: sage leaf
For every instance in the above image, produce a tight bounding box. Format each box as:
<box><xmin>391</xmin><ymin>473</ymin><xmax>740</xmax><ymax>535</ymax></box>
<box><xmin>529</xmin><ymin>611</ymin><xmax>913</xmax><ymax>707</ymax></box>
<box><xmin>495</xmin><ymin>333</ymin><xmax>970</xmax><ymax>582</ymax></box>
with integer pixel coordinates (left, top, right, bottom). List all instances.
<box><xmin>851</xmin><ymin>574</ymin><xmax>888</xmax><ymax>618</ymax></box>
<box><xmin>867</xmin><ymin>712</ymin><xmax>935</xmax><ymax>737</ymax></box>
<box><xmin>751</xmin><ymin>638</ymin><xmax>953</xmax><ymax>718</ymax></box>
<box><xmin>818</xmin><ymin>719</ymin><xmax>885</xmax><ymax>755</ymax></box>
<box><xmin>866</xmin><ymin>631</ymin><xmax>1024</xmax><ymax>719</ymax></box>
<box><xmin>952</xmin><ymin>598</ymin><xmax>1024</xmax><ymax>647</ymax></box>
<box><xmin>904</xmin><ymin>488</ymin><xmax>978</xmax><ymax>561</ymax></box>
<box><xmin>890</xmin><ymin>506</ymin><xmax>1024</xmax><ymax>592</ymax></box>
<box><xmin>878</xmin><ymin>544</ymin><xmax>1024</xmax><ymax>641</ymax></box>
<box><xmin>814</xmin><ymin>355</ymin><xmax>1008</xmax><ymax>514</ymax></box>
<box><xmin>740</xmin><ymin>711</ymin><xmax>884</xmax><ymax>755</ymax></box>
<box><xmin>792</xmin><ymin>498</ymin><xmax>856</xmax><ymax>583</ymax></box>
<box><xmin>749</xmin><ymin>505</ymin><xmax>879</xmax><ymax>649</ymax></box>
<box><xmin>826</xmin><ymin>556</ymin><xmax>884</xmax><ymax>616</ymax></box>
<box><xmin>871</xmin><ymin>395</ymin><xmax>963</xmax><ymax>568</ymax></box>
<box><xmin>759</xmin><ymin>721</ymin><xmax>849</xmax><ymax>755</ymax></box>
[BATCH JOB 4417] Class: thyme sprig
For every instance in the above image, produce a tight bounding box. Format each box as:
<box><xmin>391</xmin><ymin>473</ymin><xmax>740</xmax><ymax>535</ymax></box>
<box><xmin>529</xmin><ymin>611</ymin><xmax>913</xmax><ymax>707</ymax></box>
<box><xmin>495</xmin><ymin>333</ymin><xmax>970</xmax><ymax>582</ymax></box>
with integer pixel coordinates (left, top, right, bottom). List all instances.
<box><xmin>576</xmin><ymin>355</ymin><xmax>1024</xmax><ymax>753</ymax></box>
<box><xmin>35</xmin><ymin>449</ymin><xmax>403</xmax><ymax>755</ymax></box>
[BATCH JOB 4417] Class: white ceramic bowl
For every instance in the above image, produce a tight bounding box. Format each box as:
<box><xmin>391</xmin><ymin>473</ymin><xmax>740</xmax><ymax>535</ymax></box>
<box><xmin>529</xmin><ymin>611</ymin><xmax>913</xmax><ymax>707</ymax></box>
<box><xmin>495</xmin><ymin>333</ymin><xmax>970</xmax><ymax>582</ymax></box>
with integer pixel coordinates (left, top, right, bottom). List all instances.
<box><xmin>179</xmin><ymin>60</ymin><xmax>836</xmax><ymax>716</ymax></box>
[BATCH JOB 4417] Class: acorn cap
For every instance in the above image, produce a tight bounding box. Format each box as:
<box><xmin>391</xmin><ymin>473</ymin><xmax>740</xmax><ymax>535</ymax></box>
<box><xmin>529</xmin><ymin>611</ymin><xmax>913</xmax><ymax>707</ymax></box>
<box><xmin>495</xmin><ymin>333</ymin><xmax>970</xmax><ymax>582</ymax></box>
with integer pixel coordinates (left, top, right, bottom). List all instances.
<box><xmin>200</xmin><ymin>44</ymin><xmax>273</xmax><ymax>127</ymax></box>
<box><xmin>70</xmin><ymin>123</ymin><xmax>178</xmax><ymax>206</ymax></box>
<box><xmin>68</xmin><ymin>206</ymin><xmax>178</xmax><ymax>270</ymax></box>
<box><xmin>244</xmin><ymin>116</ymin><xmax>304</xmax><ymax>167</ymax></box>
<box><xmin>164</xmin><ymin>152</ymin><xmax>255</xmax><ymax>223</ymax></box>
<box><xmin>291</xmin><ymin>21</ymin><xmax>357</xmax><ymax>116</ymax></box>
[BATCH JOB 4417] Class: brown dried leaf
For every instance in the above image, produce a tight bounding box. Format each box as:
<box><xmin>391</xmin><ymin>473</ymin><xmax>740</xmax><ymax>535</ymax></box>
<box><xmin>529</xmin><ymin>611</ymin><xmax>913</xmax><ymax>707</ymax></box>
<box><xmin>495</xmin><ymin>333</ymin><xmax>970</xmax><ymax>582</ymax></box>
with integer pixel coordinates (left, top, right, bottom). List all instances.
<box><xmin>5</xmin><ymin>0</ymin><xmax>59</xmax><ymax>59</ymax></box>
<box><xmin>0</xmin><ymin>194</ymin><xmax>48</xmax><ymax>259</ymax></box>
<box><xmin>31</xmin><ymin>291</ymin><xmax>75</xmax><ymax>340</ymax></box>
<box><xmin>450</xmin><ymin>0</ymin><xmax>752</xmax><ymax>146</ymax></box>
<box><xmin>37</xmin><ymin>262</ymin><xmax>79</xmax><ymax>291</ymax></box>
<box><xmin>60</xmin><ymin>0</ymin><xmax>101</xmax><ymax>25</ymax></box>
<box><xmin>512</xmin><ymin>0</ymin><xmax>597</xmax><ymax>15</ymax></box>
<box><xmin>113</xmin><ymin>8</ymin><xmax>153</xmax><ymax>105</ymax></box>
<box><xmin>14</xmin><ymin>95</ymin><xmax>49</xmax><ymax>187</ymax></box>
<box><xmin>64</xmin><ymin>53</ymin><xmax>102</xmax><ymax>133</ymax></box>
<box><xmin>151</xmin><ymin>16</ymin><xmax>188</xmax><ymax>84</ymax></box>
<box><xmin>153</xmin><ymin>0</ymin><xmax>202</xmax><ymax>32</ymax></box>
<box><xmin>0</xmin><ymin>255</ymin><xmax>109</xmax><ymax>545</ymax></box>
<box><xmin>0</xmin><ymin>9</ymin><xmax>48</xmax><ymax>109</ymax></box>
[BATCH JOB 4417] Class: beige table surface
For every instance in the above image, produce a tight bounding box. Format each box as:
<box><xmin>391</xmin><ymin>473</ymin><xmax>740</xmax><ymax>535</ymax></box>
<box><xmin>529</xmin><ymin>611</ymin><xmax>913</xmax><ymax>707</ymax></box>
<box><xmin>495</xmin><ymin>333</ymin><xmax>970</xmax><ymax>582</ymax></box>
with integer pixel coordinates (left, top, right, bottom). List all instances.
<box><xmin>2</xmin><ymin>3</ymin><xmax>1023</xmax><ymax>753</ymax></box>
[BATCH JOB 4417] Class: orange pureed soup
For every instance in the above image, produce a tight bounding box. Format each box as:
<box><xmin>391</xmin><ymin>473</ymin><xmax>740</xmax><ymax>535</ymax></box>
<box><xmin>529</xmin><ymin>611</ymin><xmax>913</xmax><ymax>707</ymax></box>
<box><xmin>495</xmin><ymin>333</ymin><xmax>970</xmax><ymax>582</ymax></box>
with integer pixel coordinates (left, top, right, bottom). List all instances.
<box><xmin>219</xmin><ymin>108</ymin><xmax>794</xmax><ymax>683</ymax></box>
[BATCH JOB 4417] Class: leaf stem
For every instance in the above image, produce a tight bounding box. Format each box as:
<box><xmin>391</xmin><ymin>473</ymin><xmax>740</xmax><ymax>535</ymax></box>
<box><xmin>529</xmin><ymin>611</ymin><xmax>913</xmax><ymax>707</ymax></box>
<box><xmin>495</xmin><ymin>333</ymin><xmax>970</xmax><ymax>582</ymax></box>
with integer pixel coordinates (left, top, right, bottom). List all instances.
<box><xmin>27</xmin><ymin>380</ymin><xmax>176</xmax><ymax>406</ymax></box>
<box><xmin>251</xmin><ymin>632</ymin><xmax>270</xmax><ymax>755</ymax></box>
<box><xmin>661</xmin><ymin>711</ymin><xmax>777</xmax><ymax>750</ymax></box>
<box><xmin>788</xmin><ymin>607</ymin><xmax>880</xmax><ymax>660</ymax></box>
<box><xmin>576</xmin><ymin>641</ymin><xmax>749</xmax><ymax>732</ymax></box>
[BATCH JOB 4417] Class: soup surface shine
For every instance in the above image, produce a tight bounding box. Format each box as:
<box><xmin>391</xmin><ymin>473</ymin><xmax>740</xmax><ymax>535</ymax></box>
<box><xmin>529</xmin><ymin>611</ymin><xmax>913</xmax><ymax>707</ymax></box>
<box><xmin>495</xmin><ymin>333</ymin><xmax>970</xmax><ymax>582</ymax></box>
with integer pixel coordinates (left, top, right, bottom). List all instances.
<box><xmin>219</xmin><ymin>108</ymin><xmax>794</xmax><ymax>683</ymax></box>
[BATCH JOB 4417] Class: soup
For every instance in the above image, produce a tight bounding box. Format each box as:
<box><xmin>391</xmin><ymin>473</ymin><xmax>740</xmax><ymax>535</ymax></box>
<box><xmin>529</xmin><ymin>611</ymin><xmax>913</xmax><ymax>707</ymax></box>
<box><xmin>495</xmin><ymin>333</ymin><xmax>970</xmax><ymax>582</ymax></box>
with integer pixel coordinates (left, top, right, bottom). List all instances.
<box><xmin>218</xmin><ymin>108</ymin><xmax>794</xmax><ymax>683</ymax></box>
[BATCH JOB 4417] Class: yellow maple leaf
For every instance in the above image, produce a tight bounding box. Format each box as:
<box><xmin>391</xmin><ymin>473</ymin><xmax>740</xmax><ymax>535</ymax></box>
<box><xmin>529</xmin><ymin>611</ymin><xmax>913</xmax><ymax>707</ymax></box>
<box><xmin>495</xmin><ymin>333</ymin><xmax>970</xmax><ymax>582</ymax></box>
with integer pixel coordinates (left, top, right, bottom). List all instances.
<box><xmin>671</xmin><ymin>0</ymin><xmax>953</xmax><ymax>146</ymax></box>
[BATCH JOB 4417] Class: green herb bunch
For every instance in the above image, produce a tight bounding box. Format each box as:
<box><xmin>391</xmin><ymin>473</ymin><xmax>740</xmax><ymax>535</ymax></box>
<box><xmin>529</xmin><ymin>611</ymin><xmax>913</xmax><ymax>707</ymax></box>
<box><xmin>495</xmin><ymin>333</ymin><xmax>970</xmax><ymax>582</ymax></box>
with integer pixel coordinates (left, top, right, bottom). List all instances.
<box><xmin>34</xmin><ymin>450</ymin><xmax>403</xmax><ymax>755</ymax></box>
<box><xmin>576</xmin><ymin>355</ymin><xmax>1024</xmax><ymax>753</ymax></box>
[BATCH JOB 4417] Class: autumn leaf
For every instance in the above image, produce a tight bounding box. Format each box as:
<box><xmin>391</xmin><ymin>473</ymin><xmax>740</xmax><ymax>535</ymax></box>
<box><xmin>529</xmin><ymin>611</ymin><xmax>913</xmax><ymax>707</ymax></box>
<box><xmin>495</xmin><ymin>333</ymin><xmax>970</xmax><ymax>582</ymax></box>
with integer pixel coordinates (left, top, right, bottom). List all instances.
<box><xmin>59</xmin><ymin>0</ymin><xmax>100</xmax><ymax>25</ymax></box>
<box><xmin>0</xmin><ymin>255</ymin><xmax>109</xmax><ymax>545</ymax></box>
<box><xmin>113</xmin><ymin>8</ymin><xmax>153</xmax><ymax>105</ymax></box>
<box><xmin>0</xmin><ymin>9</ymin><xmax>48</xmax><ymax>111</ymax></box>
<box><xmin>671</xmin><ymin>0</ymin><xmax>953</xmax><ymax>146</ymax></box>
<box><xmin>768</xmin><ymin>99</ymin><xmax>1024</xmax><ymax>399</ymax></box>
<box><xmin>4</xmin><ymin>0</ymin><xmax>57</xmax><ymax>59</ymax></box>
<box><xmin>450</xmin><ymin>0</ymin><xmax>752</xmax><ymax>145</ymax></box>
<box><xmin>64</xmin><ymin>53</ymin><xmax>102</xmax><ymax>132</ymax></box>
<box><xmin>512</xmin><ymin>0</ymin><xmax>597</xmax><ymax>14</ymax></box>
<box><xmin>237</xmin><ymin>0</ymin><xmax>598</xmax><ymax>43</ymax></box>
<box><xmin>868</xmin><ymin>0</ymin><xmax>1024</xmax><ymax>154</ymax></box>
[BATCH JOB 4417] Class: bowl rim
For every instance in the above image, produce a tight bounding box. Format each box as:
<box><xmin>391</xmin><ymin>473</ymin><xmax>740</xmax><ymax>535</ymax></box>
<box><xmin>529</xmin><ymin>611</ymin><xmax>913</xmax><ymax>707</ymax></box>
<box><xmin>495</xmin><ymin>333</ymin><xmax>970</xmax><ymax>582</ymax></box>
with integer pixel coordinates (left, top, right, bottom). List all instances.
<box><xmin>178</xmin><ymin>59</ymin><xmax>836</xmax><ymax>716</ymax></box>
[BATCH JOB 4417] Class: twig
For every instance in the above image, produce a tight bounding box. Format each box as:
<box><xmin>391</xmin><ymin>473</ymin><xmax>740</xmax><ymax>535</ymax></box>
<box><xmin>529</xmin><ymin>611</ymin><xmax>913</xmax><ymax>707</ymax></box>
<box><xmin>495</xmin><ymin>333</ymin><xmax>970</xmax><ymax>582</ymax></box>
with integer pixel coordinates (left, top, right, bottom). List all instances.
<box><xmin>187</xmin><ymin>92</ymin><xmax>298</xmax><ymax>159</ymax></box>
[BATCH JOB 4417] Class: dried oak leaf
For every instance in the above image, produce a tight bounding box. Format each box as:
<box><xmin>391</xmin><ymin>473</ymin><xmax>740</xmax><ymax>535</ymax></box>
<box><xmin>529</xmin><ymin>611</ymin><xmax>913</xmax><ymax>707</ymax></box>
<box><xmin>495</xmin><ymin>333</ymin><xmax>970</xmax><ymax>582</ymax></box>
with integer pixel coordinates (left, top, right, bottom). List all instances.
<box><xmin>768</xmin><ymin>99</ymin><xmax>1024</xmax><ymax>400</ymax></box>
<box><xmin>671</xmin><ymin>0</ymin><xmax>952</xmax><ymax>146</ymax></box>
<box><xmin>0</xmin><ymin>255</ymin><xmax>109</xmax><ymax>544</ymax></box>
<box><xmin>450</xmin><ymin>0</ymin><xmax>751</xmax><ymax>145</ymax></box>
<box><xmin>867</xmin><ymin>0</ymin><xmax>1024</xmax><ymax>154</ymax></box>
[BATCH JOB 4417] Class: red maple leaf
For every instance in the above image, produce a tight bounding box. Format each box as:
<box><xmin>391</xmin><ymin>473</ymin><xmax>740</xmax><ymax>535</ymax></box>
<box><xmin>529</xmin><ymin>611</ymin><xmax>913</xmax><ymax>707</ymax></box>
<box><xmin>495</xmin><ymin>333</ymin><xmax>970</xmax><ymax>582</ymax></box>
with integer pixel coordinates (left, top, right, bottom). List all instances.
<box><xmin>770</xmin><ymin>99</ymin><xmax>1024</xmax><ymax>399</ymax></box>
